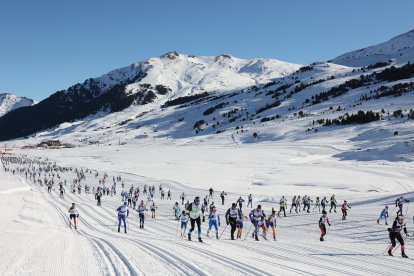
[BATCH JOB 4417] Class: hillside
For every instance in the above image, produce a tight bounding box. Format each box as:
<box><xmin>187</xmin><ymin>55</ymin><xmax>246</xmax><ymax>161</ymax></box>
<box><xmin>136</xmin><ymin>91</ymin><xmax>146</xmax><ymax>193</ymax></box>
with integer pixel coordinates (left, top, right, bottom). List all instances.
<box><xmin>0</xmin><ymin>30</ymin><xmax>413</xmax><ymax>163</ymax></box>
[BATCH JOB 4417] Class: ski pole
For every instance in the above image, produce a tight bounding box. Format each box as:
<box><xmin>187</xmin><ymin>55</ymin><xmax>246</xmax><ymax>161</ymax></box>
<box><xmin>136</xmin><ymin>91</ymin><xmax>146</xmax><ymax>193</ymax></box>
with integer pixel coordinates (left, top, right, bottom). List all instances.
<box><xmin>219</xmin><ymin>224</ymin><xmax>228</xmax><ymax>239</ymax></box>
<box><xmin>383</xmin><ymin>244</ymin><xmax>392</xmax><ymax>255</ymax></box>
<box><xmin>244</xmin><ymin>223</ymin><xmax>253</xmax><ymax>240</ymax></box>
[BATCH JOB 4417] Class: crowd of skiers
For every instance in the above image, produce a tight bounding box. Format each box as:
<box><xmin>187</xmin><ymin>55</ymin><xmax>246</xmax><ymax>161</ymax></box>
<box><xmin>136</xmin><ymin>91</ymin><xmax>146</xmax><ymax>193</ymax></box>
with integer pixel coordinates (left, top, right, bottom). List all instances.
<box><xmin>1</xmin><ymin>154</ymin><xmax>411</xmax><ymax>257</ymax></box>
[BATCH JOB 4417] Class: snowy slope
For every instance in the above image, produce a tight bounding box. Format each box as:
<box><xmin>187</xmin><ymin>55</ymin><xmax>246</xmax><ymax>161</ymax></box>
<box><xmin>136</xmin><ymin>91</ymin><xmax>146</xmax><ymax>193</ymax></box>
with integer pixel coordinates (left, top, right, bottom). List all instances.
<box><xmin>2</xmin><ymin>145</ymin><xmax>414</xmax><ymax>275</ymax></box>
<box><xmin>0</xmin><ymin>93</ymin><xmax>35</xmax><ymax>118</ymax></box>
<box><xmin>332</xmin><ymin>29</ymin><xmax>414</xmax><ymax>66</ymax></box>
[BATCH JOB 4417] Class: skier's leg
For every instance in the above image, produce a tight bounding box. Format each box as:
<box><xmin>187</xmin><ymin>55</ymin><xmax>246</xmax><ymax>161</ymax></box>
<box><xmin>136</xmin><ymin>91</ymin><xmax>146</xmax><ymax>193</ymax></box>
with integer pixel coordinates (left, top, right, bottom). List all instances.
<box><xmin>118</xmin><ymin>216</ymin><xmax>121</xmax><ymax>231</ymax></box>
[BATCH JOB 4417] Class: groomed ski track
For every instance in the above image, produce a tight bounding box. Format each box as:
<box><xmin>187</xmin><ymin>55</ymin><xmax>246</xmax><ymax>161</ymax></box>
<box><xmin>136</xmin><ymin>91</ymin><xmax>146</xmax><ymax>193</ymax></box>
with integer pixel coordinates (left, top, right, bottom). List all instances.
<box><xmin>1</xmin><ymin>163</ymin><xmax>413</xmax><ymax>276</ymax></box>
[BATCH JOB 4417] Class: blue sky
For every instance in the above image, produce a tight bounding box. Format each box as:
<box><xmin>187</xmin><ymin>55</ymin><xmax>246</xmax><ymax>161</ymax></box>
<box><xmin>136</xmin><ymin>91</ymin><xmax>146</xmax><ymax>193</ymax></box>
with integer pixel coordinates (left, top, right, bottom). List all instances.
<box><xmin>1</xmin><ymin>0</ymin><xmax>413</xmax><ymax>100</ymax></box>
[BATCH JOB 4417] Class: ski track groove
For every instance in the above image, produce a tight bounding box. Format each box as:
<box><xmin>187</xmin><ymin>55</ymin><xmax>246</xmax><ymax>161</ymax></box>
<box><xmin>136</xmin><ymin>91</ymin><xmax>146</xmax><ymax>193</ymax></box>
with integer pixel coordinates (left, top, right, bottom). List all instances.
<box><xmin>9</xmin><ymin>164</ymin><xmax>414</xmax><ymax>276</ymax></box>
<box><xmin>29</xmin><ymin>179</ymin><xmax>141</xmax><ymax>276</ymax></box>
<box><xmin>62</xmin><ymin>191</ymin><xmax>207</xmax><ymax>275</ymax></box>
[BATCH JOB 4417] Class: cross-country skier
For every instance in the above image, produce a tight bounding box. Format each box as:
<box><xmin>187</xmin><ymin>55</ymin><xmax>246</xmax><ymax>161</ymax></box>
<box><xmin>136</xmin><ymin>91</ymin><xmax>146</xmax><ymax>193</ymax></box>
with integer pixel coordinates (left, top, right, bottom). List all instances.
<box><xmin>167</xmin><ymin>190</ymin><xmax>171</xmax><ymax>200</ymax></box>
<box><xmin>314</xmin><ymin>197</ymin><xmax>321</xmax><ymax>213</ymax></box>
<box><xmin>341</xmin><ymin>200</ymin><xmax>351</xmax><ymax>220</ymax></box>
<box><xmin>278</xmin><ymin>196</ymin><xmax>287</xmax><ymax>217</ymax></box>
<box><xmin>226</xmin><ymin>203</ymin><xmax>242</xmax><ymax>240</ymax></box>
<box><xmin>207</xmin><ymin>206</ymin><xmax>220</xmax><ymax>239</ymax></box>
<box><xmin>305</xmin><ymin>196</ymin><xmax>313</xmax><ymax>213</ymax></box>
<box><xmin>187</xmin><ymin>197</ymin><xmax>203</xmax><ymax>242</ymax></box>
<box><xmin>203</xmin><ymin>195</ymin><xmax>209</xmax><ymax>207</ymax></box>
<box><xmin>209</xmin><ymin>187</ymin><xmax>214</xmax><ymax>199</ymax></box>
<box><xmin>237</xmin><ymin>196</ymin><xmax>245</xmax><ymax>210</ymax></box>
<box><xmin>173</xmin><ymin>202</ymin><xmax>181</xmax><ymax>220</ymax></box>
<box><xmin>249</xmin><ymin>205</ymin><xmax>266</xmax><ymax>241</ymax></box>
<box><xmin>180</xmin><ymin>192</ymin><xmax>186</xmax><ymax>205</ymax></box>
<box><xmin>290</xmin><ymin>196</ymin><xmax>297</xmax><ymax>213</ymax></box>
<box><xmin>395</xmin><ymin>195</ymin><xmax>409</xmax><ymax>215</ymax></box>
<box><xmin>68</xmin><ymin>203</ymin><xmax>79</xmax><ymax>229</ymax></box>
<box><xmin>296</xmin><ymin>196</ymin><xmax>301</xmax><ymax>212</ymax></box>
<box><xmin>387</xmin><ymin>215</ymin><xmax>409</xmax><ymax>258</ymax></box>
<box><xmin>150</xmin><ymin>202</ymin><xmax>157</xmax><ymax>219</ymax></box>
<box><xmin>179</xmin><ymin>210</ymin><xmax>189</xmax><ymax>237</ymax></box>
<box><xmin>321</xmin><ymin>196</ymin><xmax>328</xmax><ymax>211</ymax></box>
<box><xmin>59</xmin><ymin>185</ymin><xmax>65</xmax><ymax>199</ymax></box>
<box><xmin>267</xmin><ymin>210</ymin><xmax>277</xmax><ymax>241</ymax></box>
<box><xmin>117</xmin><ymin>202</ymin><xmax>129</xmax><ymax>233</ymax></box>
<box><xmin>220</xmin><ymin>191</ymin><xmax>227</xmax><ymax>205</ymax></box>
<box><xmin>137</xmin><ymin>200</ymin><xmax>147</xmax><ymax>229</ymax></box>
<box><xmin>319</xmin><ymin>210</ymin><xmax>331</xmax><ymax>241</ymax></box>
<box><xmin>329</xmin><ymin>195</ymin><xmax>337</xmax><ymax>213</ymax></box>
<box><xmin>236</xmin><ymin>208</ymin><xmax>245</xmax><ymax>240</ymax></box>
<box><xmin>247</xmin><ymin>194</ymin><xmax>253</xmax><ymax>208</ymax></box>
<box><xmin>377</xmin><ymin>206</ymin><xmax>389</xmax><ymax>225</ymax></box>
<box><xmin>96</xmin><ymin>188</ymin><xmax>103</xmax><ymax>206</ymax></box>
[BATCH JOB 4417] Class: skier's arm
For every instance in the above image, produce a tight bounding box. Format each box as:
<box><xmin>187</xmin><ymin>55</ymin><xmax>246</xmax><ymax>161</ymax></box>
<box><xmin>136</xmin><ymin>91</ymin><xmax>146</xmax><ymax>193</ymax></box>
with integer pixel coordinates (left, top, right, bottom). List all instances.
<box><xmin>225</xmin><ymin>209</ymin><xmax>230</xmax><ymax>224</ymax></box>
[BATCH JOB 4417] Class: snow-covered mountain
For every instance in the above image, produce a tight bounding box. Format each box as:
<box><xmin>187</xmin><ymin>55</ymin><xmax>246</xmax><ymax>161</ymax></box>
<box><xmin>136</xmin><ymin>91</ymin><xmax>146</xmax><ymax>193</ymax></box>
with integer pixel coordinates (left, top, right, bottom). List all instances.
<box><xmin>0</xmin><ymin>93</ymin><xmax>35</xmax><ymax>118</ymax></box>
<box><xmin>332</xmin><ymin>29</ymin><xmax>414</xmax><ymax>67</ymax></box>
<box><xmin>0</xmin><ymin>52</ymin><xmax>301</xmax><ymax>141</ymax></box>
<box><xmin>1</xmin><ymin>29</ymin><xmax>414</xmax><ymax>163</ymax></box>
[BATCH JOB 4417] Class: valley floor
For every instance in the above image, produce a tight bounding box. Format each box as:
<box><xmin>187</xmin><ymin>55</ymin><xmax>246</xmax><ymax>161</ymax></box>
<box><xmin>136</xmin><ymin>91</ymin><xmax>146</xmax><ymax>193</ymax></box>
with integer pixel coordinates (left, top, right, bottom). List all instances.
<box><xmin>1</xmin><ymin>142</ymin><xmax>414</xmax><ymax>275</ymax></box>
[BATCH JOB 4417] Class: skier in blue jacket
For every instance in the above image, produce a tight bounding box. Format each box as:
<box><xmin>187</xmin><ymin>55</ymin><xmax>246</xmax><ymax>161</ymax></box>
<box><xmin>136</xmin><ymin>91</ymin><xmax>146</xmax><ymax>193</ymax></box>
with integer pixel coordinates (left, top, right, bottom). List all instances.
<box><xmin>207</xmin><ymin>206</ymin><xmax>220</xmax><ymax>239</ymax></box>
<box><xmin>377</xmin><ymin>206</ymin><xmax>389</xmax><ymax>225</ymax></box>
<box><xmin>117</xmin><ymin>202</ymin><xmax>129</xmax><ymax>233</ymax></box>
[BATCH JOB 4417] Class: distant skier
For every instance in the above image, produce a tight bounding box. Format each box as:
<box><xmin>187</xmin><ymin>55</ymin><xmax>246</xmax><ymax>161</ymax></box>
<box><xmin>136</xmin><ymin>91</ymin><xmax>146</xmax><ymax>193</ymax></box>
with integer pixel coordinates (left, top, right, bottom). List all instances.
<box><xmin>377</xmin><ymin>206</ymin><xmax>389</xmax><ymax>225</ymax></box>
<box><xmin>236</xmin><ymin>196</ymin><xmax>245</xmax><ymax>210</ymax></box>
<box><xmin>167</xmin><ymin>190</ymin><xmax>172</xmax><ymax>200</ymax></box>
<box><xmin>249</xmin><ymin>205</ymin><xmax>266</xmax><ymax>241</ymax></box>
<box><xmin>59</xmin><ymin>185</ymin><xmax>65</xmax><ymax>199</ymax></box>
<box><xmin>247</xmin><ymin>194</ymin><xmax>253</xmax><ymax>208</ymax></box>
<box><xmin>226</xmin><ymin>203</ymin><xmax>242</xmax><ymax>240</ymax></box>
<box><xmin>186</xmin><ymin>197</ymin><xmax>203</xmax><ymax>242</ymax></box>
<box><xmin>173</xmin><ymin>202</ymin><xmax>181</xmax><ymax>220</ymax></box>
<box><xmin>387</xmin><ymin>215</ymin><xmax>409</xmax><ymax>258</ymax></box>
<box><xmin>329</xmin><ymin>195</ymin><xmax>337</xmax><ymax>213</ymax></box>
<box><xmin>68</xmin><ymin>202</ymin><xmax>79</xmax><ymax>229</ymax></box>
<box><xmin>313</xmin><ymin>197</ymin><xmax>321</xmax><ymax>213</ymax></box>
<box><xmin>137</xmin><ymin>200</ymin><xmax>147</xmax><ymax>229</ymax></box>
<box><xmin>290</xmin><ymin>196</ymin><xmax>297</xmax><ymax>213</ymax></box>
<box><xmin>319</xmin><ymin>210</ymin><xmax>331</xmax><ymax>241</ymax></box>
<box><xmin>209</xmin><ymin>187</ymin><xmax>214</xmax><ymax>199</ymax></box>
<box><xmin>321</xmin><ymin>196</ymin><xmax>328</xmax><ymax>212</ymax></box>
<box><xmin>150</xmin><ymin>202</ymin><xmax>157</xmax><ymax>219</ymax></box>
<box><xmin>278</xmin><ymin>196</ymin><xmax>287</xmax><ymax>217</ymax></box>
<box><xmin>203</xmin><ymin>195</ymin><xmax>209</xmax><ymax>207</ymax></box>
<box><xmin>179</xmin><ymin>210</ymin><xmax>189</xmax><ymax>237</ymax></box>
<box><xmin>220</xmin><ymin>191</ymin><xmax>227</xmax><ymax>205</ymax></box>
<box><xmin>117</xmin><ymin>202</ymin><xmax>129</xmax><ymax>233</ymax></box>
<box><xmin>395</xmin><ymin>195</ymin><xmax>409</xmax><ymax>215</ymax></box>
<box><xmin>180</xmin><ymin>192</ymin><xmax>186</xmax><ymax>205</ymax></box>
<box><xmin>341</xmin><ymin>200</ymin><xmax>351</xmax><ymax>220</ymax></box>
<box><xmin>207</xmin><ymin>206</ymin><xmax>220</xmax><ymax>239</ymax></box>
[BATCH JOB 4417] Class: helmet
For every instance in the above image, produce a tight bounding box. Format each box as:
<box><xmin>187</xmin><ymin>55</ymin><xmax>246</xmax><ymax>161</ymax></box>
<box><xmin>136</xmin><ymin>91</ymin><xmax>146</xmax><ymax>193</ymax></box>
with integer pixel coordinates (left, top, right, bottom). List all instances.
<box><xmin>232</xmin><ymin>203</ymin><xmax>236</xmax><ymax>207</ymax></box>
<box><xmin>385</xmin><ymin>206</ymin><xmax>388</xmax><ymax>208</ymax></box>
<box><xmin>194</xmin><ymin>197</ymin><xmax>200</xmax><ymax>203</ymax></box>
<box><xmin>322</xmin><ymin>210</ymin><xmax>327</xmax><ymax>215</ymax></box>
<box><xmin>124</xmin><ymin>202</ymin><xmax>127</xmax><ymax>205</ymax></box>
<box><xmin>257</xmin><ymin>204</ymin><xmax>262</xmax><ymax>209</ymax></box>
